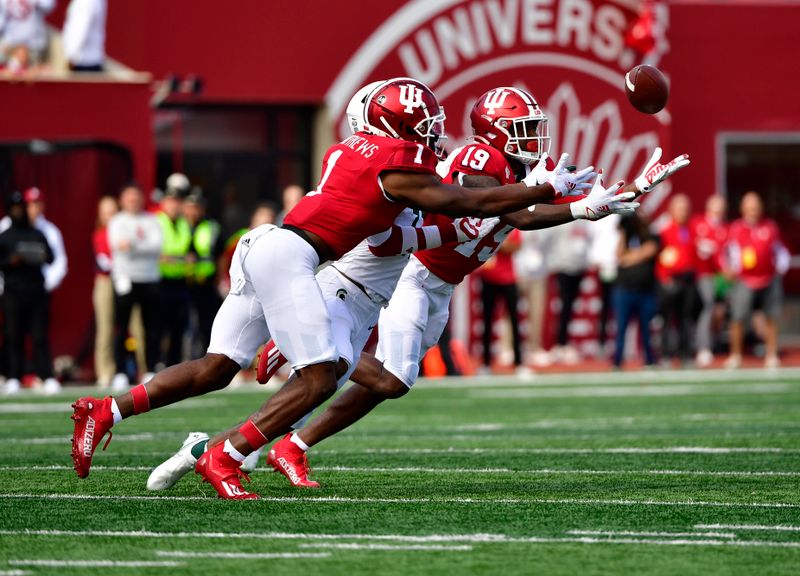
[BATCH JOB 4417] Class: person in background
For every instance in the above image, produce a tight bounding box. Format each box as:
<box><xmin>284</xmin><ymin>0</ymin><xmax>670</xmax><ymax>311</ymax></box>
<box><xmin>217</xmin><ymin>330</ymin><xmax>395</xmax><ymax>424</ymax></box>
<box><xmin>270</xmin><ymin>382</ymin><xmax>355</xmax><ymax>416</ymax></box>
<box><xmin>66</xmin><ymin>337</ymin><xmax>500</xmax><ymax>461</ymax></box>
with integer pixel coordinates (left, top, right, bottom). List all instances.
<box><xmin>156</xmin><ymin>174</ymin><xmax>191</xmax><ymax>368</ymax></box>
<box><xmin>23</xmin><ymin>187</ymin><xmax>67</xmax><ymax>293</ymax></box>
<box><xmin>724</xmin><ymin>191</ymin><xmax>790</xmax><ymax>369</ymax></box>
<box><xmin>0</xmin><ymin>192</ymin><xmax>58</xmax><ymax>394</ymax></box>
<box><xmin>62</xmin><ymin>0</ymin><xmax>106</xmax><ymax>72</ymax></box>
<box><xmin>183</xmin><ymin>190</ymin><xmax>223</xmax><ymax>357</ymax></box>
<box><xmin>691</xmin><ymin>195</ymin><xmax>728</xmax><ymax>367</ymax></box>
<box><xmin>589</xmin><ymin>214</ymin><xmax>620</xmax><ymax>358</ymax></box>
<box><xmin>275</xmin><ymin>184</ymin><xmax>305</xmax><ymax>226</ymax></box>
<box><xmin>613</xmin><ymin>215</ymin><xmax>659</xmax><ymax>369</ymax></box>
<box><xmin>514</xmin><ymin>231</ymin><xmax>549</xmax><ymax>366</ymax></box>
<box><xmin>656</xmin><ymin>193</ymin><xmax>696</xmax><ymax>367</ymax></box>
<box><xmin>217</xmin><ymin>202</ymin><xmax>276</xmax><ymax>297</ymax></box>
<box><xmin>0</xmin><ymin>0</ymin><xmax>55</xmax><ymax>72</ymax></box>
<box><xmin>477</xmin><ymin>229</ymin><xmax>525</xmax><ymax>375</ymax></box>
<box><xmin>108</xmin><ymin>184</ymin><xmax>162</xmax><ymax>390</ymax></box>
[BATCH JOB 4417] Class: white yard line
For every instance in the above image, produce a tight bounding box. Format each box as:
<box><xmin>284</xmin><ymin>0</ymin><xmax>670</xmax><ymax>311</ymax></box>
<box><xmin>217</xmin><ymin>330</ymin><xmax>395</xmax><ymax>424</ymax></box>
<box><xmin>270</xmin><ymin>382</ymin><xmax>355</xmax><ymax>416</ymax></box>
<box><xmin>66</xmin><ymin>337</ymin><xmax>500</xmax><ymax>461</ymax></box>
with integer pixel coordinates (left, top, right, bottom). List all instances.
<box><xmin>0</xmin><ymin>571</ymin><xmax>32</xmax><ymax>576</ymax></box>
<box><xmin>0</xmin><ymin>493</ymin><xmax>797</xmax><ymax>508</ymax></box>
<box><xmin>5</xmin><ymin>464</ymin><xmax>798</xmax><ymax>478</ymax></box>
<box><xmin>695</xmin><ymin>524</ymin><xmax>800</xmax><ymax>532</ymax></box>
<box><xmin>567</xmin><ymin>529</ymin><xmax>737</xmax><ymax>539</ymax></box>
<box><xmin>299</xmin><ymin>543</ymin><xmax>472</xmax><ymax>551</ymax></box>
<box><xmin>339</xmin><ymin>446</ymin><xmax>798</xmax><ymax>455</ymax></box>
<box><xmin>469</xmin><ymin>382</ymin><xmax>793</xmax><ymax>399</ymax></box>
<box><xmin>8</xmin><ymin>560</ymin><xmax>184</xmax><ymax>568</ymax></box>
<box><xmin>155</xmin><ymin>550</ymin><xmax>330</xmax><ymax>559</ymax></box>
<box><xmin>506</xmin><ymin>537</ymin><xmax>800</xmax><ymax>549</ymax></box>
<box><xmin>11</xmin><ymin>433</ymin><xmax>156</xmax><ymax>445</ymax></box>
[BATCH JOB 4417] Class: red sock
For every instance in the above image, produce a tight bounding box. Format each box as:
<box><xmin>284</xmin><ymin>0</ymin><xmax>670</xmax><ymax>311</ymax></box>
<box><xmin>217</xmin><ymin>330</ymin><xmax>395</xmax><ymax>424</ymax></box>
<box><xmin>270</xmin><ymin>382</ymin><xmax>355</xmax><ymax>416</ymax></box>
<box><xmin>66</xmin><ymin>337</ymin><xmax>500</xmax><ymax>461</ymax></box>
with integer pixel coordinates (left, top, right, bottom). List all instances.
<box><xmin>130</xmin><ymin>384</ymin><xmax>150</xmax><ymax>415</ymax></box>
<box><xmin>239</xmin><ymin>419</ymin><xmax>268</xmax><ymax>451</ymax></box>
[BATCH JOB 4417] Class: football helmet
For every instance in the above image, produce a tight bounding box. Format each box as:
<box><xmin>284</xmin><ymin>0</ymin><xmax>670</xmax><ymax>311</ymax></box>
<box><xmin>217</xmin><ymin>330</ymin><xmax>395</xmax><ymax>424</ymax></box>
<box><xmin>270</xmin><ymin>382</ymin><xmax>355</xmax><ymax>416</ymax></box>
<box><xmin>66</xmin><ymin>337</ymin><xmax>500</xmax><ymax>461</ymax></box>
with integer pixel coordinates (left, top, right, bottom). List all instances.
<box><xmin>471</xmin><ymin>87</ymin><xmax>550</xmax><ymax>165</ymax></box>
<box><xmin>363</xmin><ymin>77</ymin><xmax>447</xmax><ymax>158</ymax></box>
<box><xmin>346</xmin><ymin>80</ymin><xmax>384</xmax><ymax>135</ymax></box>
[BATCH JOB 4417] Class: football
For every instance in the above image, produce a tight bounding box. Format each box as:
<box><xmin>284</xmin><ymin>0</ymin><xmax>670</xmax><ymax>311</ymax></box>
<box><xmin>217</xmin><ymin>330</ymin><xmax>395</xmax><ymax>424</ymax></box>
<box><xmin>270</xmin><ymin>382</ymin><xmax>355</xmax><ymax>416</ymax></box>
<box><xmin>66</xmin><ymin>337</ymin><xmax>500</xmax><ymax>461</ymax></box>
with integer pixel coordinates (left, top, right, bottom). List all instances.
<box><xmin>624</xmin><ymin>64</ymin><xmax>669</xmax><ymax>114</ymax></box>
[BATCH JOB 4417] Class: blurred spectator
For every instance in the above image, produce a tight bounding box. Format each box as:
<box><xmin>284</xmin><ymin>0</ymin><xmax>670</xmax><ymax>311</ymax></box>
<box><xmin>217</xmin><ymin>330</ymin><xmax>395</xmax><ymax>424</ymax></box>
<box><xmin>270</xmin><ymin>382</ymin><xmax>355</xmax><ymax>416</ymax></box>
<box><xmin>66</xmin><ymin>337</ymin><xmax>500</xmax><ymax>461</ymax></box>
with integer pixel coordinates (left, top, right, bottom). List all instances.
<box><xmin>108</xmin><ymin>184</ymin><xmax>162</xmax><ymax>390</ymax></box>
<box><xmin>543</xmin><ymin>220</ymin><xmax>591</xmax><ymax>364</ymax></box>
<box><xmin>477</xmin><ymin>229</ymin><xmax>524</xmax><ymax>374</ymax></box>
<box><xmin>0</xmin><ymin>0</ymin><xmax>55</xmax><ymax>72</ymax></box>
<box><xmin>724</xmin><ymin>191</ymin><xmax>790</xmax><ymax>369</ymax></box>
<box><xmin>217</xmin><ymin>202</ymin><xmax>276</xmax><ymax>296</ymax></box>
<box><xmin>691</xmin><ymin>195</ymin><xmax>728</xmax><ymax>367</ymax></box>
<box><xmin>221</xmin><ymin>184</ymin><xmax>250</xmax><ymax>239</ymax></box>
<box><xmin>613</xmin><ymin>215</ymin><xmax>659</xmax><ymax>369</ymax></box>
<box><xmin>0</xmin><ymin>191</ymin><xmax>59</xmax><ymax>394</ymax></box>
<box><xmin>589</xmin><ymin>214</ymin><xmax>620</xmax><ymax>358</ymax></box>
<box><xmin>156</xmin><ymin>174</ymin><xmax>191</xmax><ymax>367</ymax></box>
<box><xmin>183</xmin><ymin>189</ymin><xmax>223</xmax><ymax>357</ymax></box>
<box><xmin>514</xmin><ymin>230</ymin><xmax>548</xmax><ymax>365</ymax></box>
<box><xmin>275</xmin><ymin>184</ymin><xmax>305</xmax><ymax>226</ymax></box>
<box><xmin>656</xmin><ymin>194</ymin><xmax>696</xmax><ymax>366</ymax></box>
<box><xmin>62</xmin><ymin>0</ymin><xmax>106</xmax><ymax>72</ymax></box>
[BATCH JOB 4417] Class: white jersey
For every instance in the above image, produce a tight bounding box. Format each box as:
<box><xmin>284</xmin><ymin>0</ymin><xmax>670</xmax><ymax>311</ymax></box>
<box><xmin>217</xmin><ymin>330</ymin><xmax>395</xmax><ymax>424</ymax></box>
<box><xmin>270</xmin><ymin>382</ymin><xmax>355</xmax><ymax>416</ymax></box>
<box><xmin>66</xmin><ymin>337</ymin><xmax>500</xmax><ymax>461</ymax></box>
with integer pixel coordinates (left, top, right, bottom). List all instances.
<box><xmin>330</xmin><ymin>207</ymin><xmax>422</xmax><ymax>307</ymax></box>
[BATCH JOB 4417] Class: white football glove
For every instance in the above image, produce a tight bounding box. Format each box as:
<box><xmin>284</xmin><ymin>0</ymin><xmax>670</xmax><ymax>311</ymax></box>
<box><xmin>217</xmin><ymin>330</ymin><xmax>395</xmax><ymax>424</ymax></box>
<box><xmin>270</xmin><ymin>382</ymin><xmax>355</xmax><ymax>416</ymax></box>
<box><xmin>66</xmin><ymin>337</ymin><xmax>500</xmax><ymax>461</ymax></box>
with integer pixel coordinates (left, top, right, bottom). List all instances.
<box><xmin>634</xmin><ymin>147</ymin><xmax>691</xmax><ymax>193</ymax></box>
<box><xmin>570</xmin><ymin>173</ymin><xmax>639</xmax><ymax>221</ymax></box>
<box><xmin>523</xmin><ymin>152</ymin><xmax>596</xmax><ymax>199</ymax></box>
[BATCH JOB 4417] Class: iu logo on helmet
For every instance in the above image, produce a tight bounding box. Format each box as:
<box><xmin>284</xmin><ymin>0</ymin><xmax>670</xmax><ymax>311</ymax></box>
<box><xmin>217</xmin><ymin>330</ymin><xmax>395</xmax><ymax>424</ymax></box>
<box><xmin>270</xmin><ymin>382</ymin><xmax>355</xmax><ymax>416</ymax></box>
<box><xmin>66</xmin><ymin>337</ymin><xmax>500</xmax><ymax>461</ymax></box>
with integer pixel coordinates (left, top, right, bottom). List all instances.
<box><xmin>484</xmin><ymin>89</ymin><xmax>509</xmax><ymax>115</ymax></box>
<box><xmin>398</xmin><ymin>84</ymin><xmax>424</xmax><ymax>113</ymax></box>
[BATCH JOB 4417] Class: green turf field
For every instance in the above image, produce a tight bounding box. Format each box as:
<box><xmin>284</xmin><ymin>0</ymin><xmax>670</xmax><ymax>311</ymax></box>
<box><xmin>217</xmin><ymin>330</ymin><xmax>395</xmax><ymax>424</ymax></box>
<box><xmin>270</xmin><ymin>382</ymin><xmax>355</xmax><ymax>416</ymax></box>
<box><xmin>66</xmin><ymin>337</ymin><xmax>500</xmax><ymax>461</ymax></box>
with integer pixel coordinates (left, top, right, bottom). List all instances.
<box><xmin>1</xmin><ymin>368</ymin><xmax>800</xmax><ymax>575</ymax></box>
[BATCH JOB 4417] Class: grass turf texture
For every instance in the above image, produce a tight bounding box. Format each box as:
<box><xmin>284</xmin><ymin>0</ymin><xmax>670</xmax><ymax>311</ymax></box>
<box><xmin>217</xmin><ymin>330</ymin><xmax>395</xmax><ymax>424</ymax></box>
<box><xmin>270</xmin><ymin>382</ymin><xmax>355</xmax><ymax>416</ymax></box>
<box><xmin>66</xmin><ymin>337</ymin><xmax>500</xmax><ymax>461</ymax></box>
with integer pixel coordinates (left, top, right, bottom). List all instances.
<box><xmin>1</xmin><ymin>368</ymin><xmax>799</xmax><ymax>575</ymax></box>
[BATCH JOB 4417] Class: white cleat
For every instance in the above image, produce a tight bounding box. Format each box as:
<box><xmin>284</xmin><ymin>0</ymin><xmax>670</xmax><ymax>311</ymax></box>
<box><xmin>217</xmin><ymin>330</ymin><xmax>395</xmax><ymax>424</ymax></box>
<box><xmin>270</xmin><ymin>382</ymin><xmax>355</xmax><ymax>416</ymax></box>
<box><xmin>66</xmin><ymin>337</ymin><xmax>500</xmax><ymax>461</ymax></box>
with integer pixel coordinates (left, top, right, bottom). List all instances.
<box><xmin>241</xmin><ymin>446</ymin><xmax>264</xmax><ymax>474</ymax></box>
<box><xmin>146</xmin><ymin>432</ymin><xmax>208</xmax><ymax>491</ymax></box>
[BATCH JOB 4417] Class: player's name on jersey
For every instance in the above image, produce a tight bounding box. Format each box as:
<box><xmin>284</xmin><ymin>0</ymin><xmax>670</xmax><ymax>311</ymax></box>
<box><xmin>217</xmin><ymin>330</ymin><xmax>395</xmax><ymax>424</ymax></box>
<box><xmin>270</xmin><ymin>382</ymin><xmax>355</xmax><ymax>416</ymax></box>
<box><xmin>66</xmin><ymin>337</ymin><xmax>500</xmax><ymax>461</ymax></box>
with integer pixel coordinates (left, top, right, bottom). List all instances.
<box><xmin>342</xmin><ymin>134</ymin><xmax>380</xmax><ymax>158</ymax></box>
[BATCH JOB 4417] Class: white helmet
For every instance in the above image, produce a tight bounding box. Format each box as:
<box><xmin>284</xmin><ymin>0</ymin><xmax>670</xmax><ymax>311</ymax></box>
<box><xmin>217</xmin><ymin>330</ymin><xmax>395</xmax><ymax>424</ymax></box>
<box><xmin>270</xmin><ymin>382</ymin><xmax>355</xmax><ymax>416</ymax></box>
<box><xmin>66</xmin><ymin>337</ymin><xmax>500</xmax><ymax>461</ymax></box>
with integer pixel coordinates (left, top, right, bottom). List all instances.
<box><xmin>165</xmin><ymin>172</ymin><xmax>191</xmax><ymax>196</ymax></box>
<box><xmin>346</xmin><ymin>80</ymin><xmax>384</xmax><ymax>135</ymax></box>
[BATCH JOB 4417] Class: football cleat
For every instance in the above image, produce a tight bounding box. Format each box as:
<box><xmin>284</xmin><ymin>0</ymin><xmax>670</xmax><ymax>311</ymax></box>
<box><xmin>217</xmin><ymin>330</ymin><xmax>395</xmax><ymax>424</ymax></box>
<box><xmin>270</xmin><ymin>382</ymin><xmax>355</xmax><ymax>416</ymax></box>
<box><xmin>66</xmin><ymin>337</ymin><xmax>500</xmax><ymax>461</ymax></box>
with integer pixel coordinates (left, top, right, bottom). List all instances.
<box><xmin>70</xmin><ymin>397</ymin><xmax>114</xmax><ymax>478</ymax></box>
<box><xmin>256</xmin><ymin>340</ymin><xmax>287</xmax><ymax>384</ymax></box>
<box><xmin>147</xmin><ymin>432</ymin><xmax>209</xmax><ymax>491</ymax></box>
<box><xmin>267</xmin><ymin>433</ymin><xmax>320</xmax><ymax>488</ymax></box>
<box><xmin>195</xmin><ymin>443</ymin><xmax>260</xmax><ymax>500</ymax></box>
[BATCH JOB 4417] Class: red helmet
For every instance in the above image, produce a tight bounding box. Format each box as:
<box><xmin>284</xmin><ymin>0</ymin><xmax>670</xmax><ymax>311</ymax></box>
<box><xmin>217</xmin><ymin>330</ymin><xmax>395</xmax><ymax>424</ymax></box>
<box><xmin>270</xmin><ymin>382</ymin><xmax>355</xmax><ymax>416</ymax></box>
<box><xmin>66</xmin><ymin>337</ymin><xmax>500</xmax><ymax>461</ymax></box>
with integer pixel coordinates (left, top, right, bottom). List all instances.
<box><xmin>363</xmin><ymin>77</ymin><xmax>447</xmax><ymax>158</ymax></box>
<box><xmin>470</xmin><ymin>87</ymin><xmax>550</xmax><ymax>165</ymax></box>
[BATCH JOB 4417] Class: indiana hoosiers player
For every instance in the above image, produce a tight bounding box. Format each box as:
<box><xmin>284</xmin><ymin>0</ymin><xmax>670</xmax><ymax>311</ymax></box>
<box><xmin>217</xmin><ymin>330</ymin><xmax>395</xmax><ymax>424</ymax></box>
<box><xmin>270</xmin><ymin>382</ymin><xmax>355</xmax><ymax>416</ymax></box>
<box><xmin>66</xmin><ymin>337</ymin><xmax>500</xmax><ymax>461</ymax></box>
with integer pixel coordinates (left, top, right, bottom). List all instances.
<box><xmin>251</xmin><ymin>87</ymin><xmax>690</xmax><ymax>488</ymax></box>
<box><xmin>71</xmin><ymin>78</ymin><xmax>597</xmax><ymax>499</ymax></box>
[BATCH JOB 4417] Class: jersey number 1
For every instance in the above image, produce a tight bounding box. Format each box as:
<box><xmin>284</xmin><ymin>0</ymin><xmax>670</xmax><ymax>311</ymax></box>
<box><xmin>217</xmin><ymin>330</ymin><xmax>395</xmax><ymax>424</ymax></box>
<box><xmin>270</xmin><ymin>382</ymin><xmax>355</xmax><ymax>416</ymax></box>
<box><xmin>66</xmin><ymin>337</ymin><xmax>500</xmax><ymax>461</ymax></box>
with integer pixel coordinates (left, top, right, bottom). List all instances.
<box><xmin>312</xmin><ymin>150</ymin><xmax>344</xmax><ymax>195</ymax></box>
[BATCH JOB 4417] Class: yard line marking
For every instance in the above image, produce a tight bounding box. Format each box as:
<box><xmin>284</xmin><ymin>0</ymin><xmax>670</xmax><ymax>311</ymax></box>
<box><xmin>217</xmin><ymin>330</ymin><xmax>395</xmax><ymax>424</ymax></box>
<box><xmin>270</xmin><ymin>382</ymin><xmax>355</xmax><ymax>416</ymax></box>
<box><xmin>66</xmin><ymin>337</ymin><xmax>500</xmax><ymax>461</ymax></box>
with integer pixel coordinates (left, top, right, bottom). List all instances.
<box><xmin>5</xmin><ymin>465</ymin><xmax>798</xmax><ymax>478</ymax></box>
<box><xmin>0</xmin><ymin>571</ymin><xmax>32</xmax><ymax>576</ymax></box>
<box><xmin>155</xmin><ymin>551</ymin><xmax>330</xmax><ymax>559</ymax></box>
<box><xmin>341</xmin><ymin>447</ymin><xmax>799</xmax><ymax>455</ymax></box>
<box><xmin>695</xmin><ymin>524</ymin><xmax>800</xmax><ymax>532</ymax></box>
<box><xmin>567</xmin><ymin>530</ymin><xmax>738</xmax><ymax>539</ymax></box>
<box><xmin>11</xmin><ymin>433</ymin><xmax>156</xmax><ymax>445</ymax></box>
<box><xmin>509</xmin><ymin>537</ymin><xmax>800</xmax><ymax>549</ymax></box>
<box><xmin>299</xmin><ymin>543</ymin><xmax>472</xmax><ymax>551</ymax></box>
<box><xmin>469</xmin><ymin>382</ymin><xmax>793</xmax><ymax>399</ymax></box>
<box><xmin>1</xmin><ymin>493</ymin><xmax>797</xmax><ymax>508</ymax></box>
<box><xmin>9</xmin><ymin>560</ymin><xmax>184</xmax><ymax>568</ymax></box>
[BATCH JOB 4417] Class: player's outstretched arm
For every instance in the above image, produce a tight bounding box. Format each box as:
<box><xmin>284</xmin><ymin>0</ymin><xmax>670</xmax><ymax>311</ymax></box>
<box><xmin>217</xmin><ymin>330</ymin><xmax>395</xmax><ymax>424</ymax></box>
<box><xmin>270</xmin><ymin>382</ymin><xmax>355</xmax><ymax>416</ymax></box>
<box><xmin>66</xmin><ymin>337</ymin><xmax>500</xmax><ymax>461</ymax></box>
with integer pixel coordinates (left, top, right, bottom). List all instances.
<box><xmin>631</xmin><ymin>147</ymin><xmax>691</xmax><ymax>197</ymax></box>
<box><xmin>367</xmin><ymin>218</ymin><xmax>489</xmax><ymax>257</ymax></box>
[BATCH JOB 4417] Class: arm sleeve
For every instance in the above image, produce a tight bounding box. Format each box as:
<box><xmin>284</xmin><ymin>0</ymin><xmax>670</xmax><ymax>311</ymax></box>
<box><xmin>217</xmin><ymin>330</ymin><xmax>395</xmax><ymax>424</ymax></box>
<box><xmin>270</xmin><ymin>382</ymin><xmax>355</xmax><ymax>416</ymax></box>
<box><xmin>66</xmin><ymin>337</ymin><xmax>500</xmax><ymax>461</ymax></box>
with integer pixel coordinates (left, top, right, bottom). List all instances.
<box><xmin>368</xmin><ymin>222</ymin><xmax>459</xmax><ymax>257</ymax></box>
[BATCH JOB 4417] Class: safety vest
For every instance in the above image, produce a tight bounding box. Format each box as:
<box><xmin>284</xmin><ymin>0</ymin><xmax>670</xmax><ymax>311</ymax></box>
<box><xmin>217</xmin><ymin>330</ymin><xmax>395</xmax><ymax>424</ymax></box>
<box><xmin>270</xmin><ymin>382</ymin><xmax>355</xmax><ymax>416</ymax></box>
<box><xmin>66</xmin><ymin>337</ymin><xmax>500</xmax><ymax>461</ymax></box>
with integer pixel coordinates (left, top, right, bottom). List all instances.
<box><xmin>188</xmin><ymin>219</ymin><xmax>220</xmax><ymax>282</ymax></box>
<box><xmin>157</xmin><ymin>212</ymin><xmax>192</xmax><ymax>279</ymax></box>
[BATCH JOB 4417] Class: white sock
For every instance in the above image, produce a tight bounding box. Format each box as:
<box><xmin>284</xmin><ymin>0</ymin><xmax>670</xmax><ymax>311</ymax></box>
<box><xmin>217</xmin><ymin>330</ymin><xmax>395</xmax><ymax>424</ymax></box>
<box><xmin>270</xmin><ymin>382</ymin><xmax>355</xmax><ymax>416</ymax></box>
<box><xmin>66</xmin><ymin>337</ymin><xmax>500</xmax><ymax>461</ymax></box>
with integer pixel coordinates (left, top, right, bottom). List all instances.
<box><xmin>222</xmin><ymin>439</ymin><xmax>247</xmax><ymax>462</ymax></box>
<box><xmin>110</xmin><ymin>399</ymin><xmax>123</xmax><ymax>424</ymax></box>
<box><xmin>290</xmin><ymin>432</ymin><xmax>310</xmax><ymax>452</ymax></box>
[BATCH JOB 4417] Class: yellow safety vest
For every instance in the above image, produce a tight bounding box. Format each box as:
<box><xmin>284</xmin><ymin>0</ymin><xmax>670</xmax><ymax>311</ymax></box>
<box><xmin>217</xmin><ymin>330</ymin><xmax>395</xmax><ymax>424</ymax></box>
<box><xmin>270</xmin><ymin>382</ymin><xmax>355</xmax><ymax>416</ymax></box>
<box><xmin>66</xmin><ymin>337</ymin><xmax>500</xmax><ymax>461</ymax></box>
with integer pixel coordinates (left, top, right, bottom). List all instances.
<box><xmin>157</xmin><ymin>212</ymin><xmax>192</xmax><ymax>279</ymax></box>
<box><xmin>188</xmin><ymin>220</ymin><xmax>220</xmax><ymax>282</ymax></box>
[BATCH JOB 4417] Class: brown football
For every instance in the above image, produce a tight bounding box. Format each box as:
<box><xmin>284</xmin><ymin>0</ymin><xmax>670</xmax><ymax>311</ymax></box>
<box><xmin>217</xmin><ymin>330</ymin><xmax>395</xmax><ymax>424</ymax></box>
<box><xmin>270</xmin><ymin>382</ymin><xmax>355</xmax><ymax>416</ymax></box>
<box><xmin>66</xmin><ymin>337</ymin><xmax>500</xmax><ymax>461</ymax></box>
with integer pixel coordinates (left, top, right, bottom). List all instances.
<box><xmin>624</xmin><ymin>65</ymin><xmax>669</xmax><ymax>114</ymax></box>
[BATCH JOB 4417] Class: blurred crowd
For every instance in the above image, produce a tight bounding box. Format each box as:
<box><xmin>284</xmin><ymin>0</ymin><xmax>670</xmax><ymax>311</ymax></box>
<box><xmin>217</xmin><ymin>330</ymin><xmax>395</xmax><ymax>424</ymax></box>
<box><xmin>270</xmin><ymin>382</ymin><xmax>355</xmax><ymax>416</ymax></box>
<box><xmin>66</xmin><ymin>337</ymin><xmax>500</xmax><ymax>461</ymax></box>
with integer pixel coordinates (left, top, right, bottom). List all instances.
<box><xmin>0</xmin><ymin>0</ymin><xmax>106</xmax><ymax>75</ymax></box>
<box><xmin>477</xmin><ymin>190</ymin><xmax>791</xmax><ymax>373</ymax></box>
<box><xmin>0</xmin><ymin>174</ymin><xmax>288</xmax><ymax>394</ymax></box>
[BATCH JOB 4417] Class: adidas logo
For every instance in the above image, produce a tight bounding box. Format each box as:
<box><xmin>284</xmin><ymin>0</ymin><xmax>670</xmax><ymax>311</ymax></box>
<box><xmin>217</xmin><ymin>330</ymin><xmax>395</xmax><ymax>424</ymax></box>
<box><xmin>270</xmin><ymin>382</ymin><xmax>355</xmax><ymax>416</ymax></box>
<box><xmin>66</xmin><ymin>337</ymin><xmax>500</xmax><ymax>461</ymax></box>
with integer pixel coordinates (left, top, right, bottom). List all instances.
<box><xmin>83</xmin><ymin>417</ymin><xmax>96</xmax><ymax>457</ymax></box>
<box><xmin>277</xmin><ymin>456</ymin><xmax>303</xmax><ymax>485</ymax></box>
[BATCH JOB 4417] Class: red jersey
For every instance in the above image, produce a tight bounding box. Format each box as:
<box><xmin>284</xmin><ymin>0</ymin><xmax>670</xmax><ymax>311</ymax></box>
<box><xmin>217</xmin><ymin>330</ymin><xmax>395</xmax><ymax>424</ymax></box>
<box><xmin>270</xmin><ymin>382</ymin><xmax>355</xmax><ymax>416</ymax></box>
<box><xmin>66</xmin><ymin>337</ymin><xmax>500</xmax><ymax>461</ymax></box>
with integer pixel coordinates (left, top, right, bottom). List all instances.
<box><xmin>726</xmin><ymin>218</ymin><xmax>783</xmax><ymax>289</ymax></box>
<box><xmin>284</xmin><ymin>133</ymin><xmax>437</xmax><ymax>259</ymax></box>
<box><xmin>92</xmin><ymin>227</ymin><xmax>112</xmax><ymax>276</ymax></box>
<box><xmin>415</xmin><ymin>143</ymin><xmax>516</xmax><ymax>285</ymax></box>
<box><xmin>656</xmin><ymin>220</ymin><xmax>695</xmax><ymax>282</ymax></box>
<box><xmin>691</xmin><ymin>214</ymin><xmax>727</xmax><ymax>277</ymax></box>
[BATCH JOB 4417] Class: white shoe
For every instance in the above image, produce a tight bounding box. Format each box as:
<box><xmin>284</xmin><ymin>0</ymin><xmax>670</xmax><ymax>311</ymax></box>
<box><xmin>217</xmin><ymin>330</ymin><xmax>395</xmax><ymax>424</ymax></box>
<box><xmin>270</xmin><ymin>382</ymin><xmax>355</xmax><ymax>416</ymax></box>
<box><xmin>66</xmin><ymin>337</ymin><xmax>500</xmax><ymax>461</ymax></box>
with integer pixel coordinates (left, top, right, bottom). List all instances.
<box><xmin>696</xmin><ymin>349</ymin><xmax>713</xmax><ymax>368</ymax></box>
<box><xmin>4</xmin><ymin>378</ymin><xmax>21</xmax><ymax>394</ymax></box>
<box><xmin>475</xmin><ymin>366</ymin><xmax>492</xmax><ymax>376</ymax></box>
<box><xmin>765</xmin><ymin>355</ymin><xmax>781</xmax><ymax>370</ymax></box>
<box><xmin>42</xmin><ymin>378</ymin><xmax>61</xmax><ymax>395</ymax></box>
<box><xmin>241</xmin><ymin>446</ymin><xmax>264</xmax><ymax>473</ymax></box>
<box><xmin>724</xmin><ymin>355</ymin><xmax>742</xmax><ymax>369</ymax></box>
<box><xmin>111</xmin><ymin>373</ymin><xmax>130</xmax><ymax>392</ymax></box>
<box><xmin>142</xmin><ymin>372</ymin><xmax>156</xmax><ymax>384</ymax></box>
<box><xmin>515</xmin><ymin>365</ymin><xmax>534</xmax><ymax>379</ymax></box>
<box><xmin>147</xmin><ymin>432</ymin><xmax>209</xmax><ymax>491</ymax></box>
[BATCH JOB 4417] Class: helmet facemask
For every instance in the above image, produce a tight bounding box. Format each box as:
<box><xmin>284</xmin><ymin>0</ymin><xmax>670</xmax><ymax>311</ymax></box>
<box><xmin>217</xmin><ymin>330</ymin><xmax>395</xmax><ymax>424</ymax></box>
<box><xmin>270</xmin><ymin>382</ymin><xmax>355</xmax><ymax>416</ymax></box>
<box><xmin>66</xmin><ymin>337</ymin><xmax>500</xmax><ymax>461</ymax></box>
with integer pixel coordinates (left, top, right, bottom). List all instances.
<box><xmin>498</xmin><ymin>115</ymin><xmax>550</xmax><ymax>165</ymax></box>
